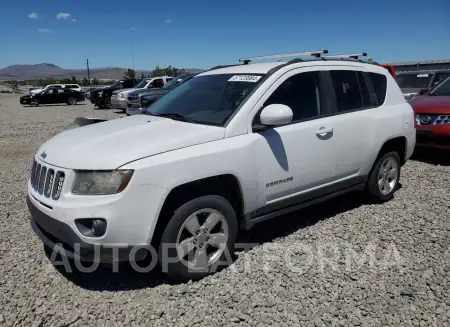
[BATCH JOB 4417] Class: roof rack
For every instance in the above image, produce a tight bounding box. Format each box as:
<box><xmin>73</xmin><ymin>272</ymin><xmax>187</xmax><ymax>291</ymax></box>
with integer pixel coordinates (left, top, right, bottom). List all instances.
<box><xmin>323</xmin><ymin>52</ymin><xmax>367</xmax><ymax>60</ymax></box>
<box><xmin>239</xmin><ymin>50</ymin><xmax>329</xmax><ymax>64</ymax></box>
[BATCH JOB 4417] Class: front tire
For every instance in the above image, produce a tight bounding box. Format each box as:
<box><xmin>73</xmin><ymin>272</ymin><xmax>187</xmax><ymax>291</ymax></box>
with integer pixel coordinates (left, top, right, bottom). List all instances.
<box><xmin>158</xmin><ymin>195</ymin><xmax>238</xmax><ymax>282</ymax></box>
<box><xmin>30</xmin><ymin>99</ymin><xmax>39</xmax><ymax>107</ymax></box>
<box><xmin>365</xmin><ymin>151</ymin><xmax>401</xmax><ymax>203</ymax></box>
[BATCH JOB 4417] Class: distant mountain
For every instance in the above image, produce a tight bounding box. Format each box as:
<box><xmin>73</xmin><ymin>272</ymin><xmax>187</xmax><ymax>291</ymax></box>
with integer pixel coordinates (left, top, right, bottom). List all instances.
<box><xmin>0</xmin><ymin>63</ymin><xmax>204</xmax><ymax>80</ymax></box>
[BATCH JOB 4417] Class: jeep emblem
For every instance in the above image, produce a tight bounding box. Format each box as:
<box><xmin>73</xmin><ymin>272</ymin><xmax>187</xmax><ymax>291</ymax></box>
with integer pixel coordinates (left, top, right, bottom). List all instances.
<box><xmin>40</xmin><ymin>151</ymin><xmax>47</xmax><ymax>159</ymax></box>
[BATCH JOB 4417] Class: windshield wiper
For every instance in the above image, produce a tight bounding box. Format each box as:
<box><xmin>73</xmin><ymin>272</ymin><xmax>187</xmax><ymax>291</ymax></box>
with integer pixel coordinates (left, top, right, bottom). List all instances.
<box><xmin>153</xmin><ymin>113</ymin><xmax>195</xmax><ymax>123</ymax></box>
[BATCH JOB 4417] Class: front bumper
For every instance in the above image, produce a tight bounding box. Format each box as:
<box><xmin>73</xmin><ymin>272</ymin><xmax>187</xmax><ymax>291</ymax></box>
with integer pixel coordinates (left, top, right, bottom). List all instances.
<box><xmin>28</xmin><ymin>196</ymin><xmax>147</xmax><ymax>262</ymax></box>
<box><xmin>27</xmin><ymin>159</ymin><xmax>169</xmax><ymax>261</ymax></box>
<box><xmin>111</xmin><ymin>98</ymin><xmax>128</xmax><ymax>109</ymax></box>
<box><xmin>415</xmin><ymin>128</ymin><xmax>450</xmax><ymax>149</ymax></box>
<box><xmin>20</xmin><ymin>98</ymin><xmax>31</xmax><ymax>105</ymax></box>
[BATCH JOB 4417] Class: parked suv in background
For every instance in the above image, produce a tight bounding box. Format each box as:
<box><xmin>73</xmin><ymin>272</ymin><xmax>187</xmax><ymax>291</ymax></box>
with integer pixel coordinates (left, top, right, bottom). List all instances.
<box><xmin>90</xmin><ymin>79</ymin><xmax>139</xmax><ymax>109</ymax></box>
<box><xmin>126</xmin><ymin>73</ymin><xmax>195</xmax><ymax>115</ymax></box>
<box><xmin>27</xmin><ymin>50</ymin><xmax>415</xmax><ymax>282</ymax></box>
<box><xmin>410</xmin><ymin>75</ymin><xmax>450</xmax><ymax>149</ymax></box>
<box><xmin>111</xmin><ymin>76</ymin><xmax>172</xmax><ymax>111</ymax></box>
<box><xmin>20</xmin><ymin>87</ymin><xmax>85</xmax><ymax>106</ymax></box>
<box><xmin>396</xmin><ymin>70</ymin><xmax>450</xmax><ymax>100</ymax></box>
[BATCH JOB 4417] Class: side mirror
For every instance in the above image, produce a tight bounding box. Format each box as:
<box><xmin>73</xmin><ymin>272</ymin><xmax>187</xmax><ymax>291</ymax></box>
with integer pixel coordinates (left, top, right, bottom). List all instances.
<box><xmin>259</xmin><ymin>104</ymin><xmax>293</xmax><ymax>126</ymax></box>
<box><xmin>418</xmin><ymin>88</ymin><xmax>428</xmax><ymax>95</ymax></box>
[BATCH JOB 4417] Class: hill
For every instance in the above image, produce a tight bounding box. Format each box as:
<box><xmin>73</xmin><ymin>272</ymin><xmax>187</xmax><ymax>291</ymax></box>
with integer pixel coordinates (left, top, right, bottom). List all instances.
<box><xmin>0</xmin><ymin>63</ymin><xmax>204</xmax><ymax>80</ymax></box>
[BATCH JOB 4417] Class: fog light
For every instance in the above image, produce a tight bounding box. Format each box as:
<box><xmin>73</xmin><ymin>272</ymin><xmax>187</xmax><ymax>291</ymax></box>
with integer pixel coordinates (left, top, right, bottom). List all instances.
<box><xmin>75</xmin><ymin>218</ymin><xmax>107</xmax><ymax>237</ymax></box>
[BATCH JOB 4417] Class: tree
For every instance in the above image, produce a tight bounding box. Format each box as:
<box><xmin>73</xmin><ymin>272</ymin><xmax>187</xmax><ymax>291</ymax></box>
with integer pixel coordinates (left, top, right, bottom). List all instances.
<box><xmin>151</xmin><ymin>64</ymin><xmax>185</xmax><ymax>77</ymax></box>
<box><xmin>71</xmin><ymin>76</ymin><xmax>78</xmax><ymax>84</ymax></box>
<box><xmin>123</xmin><ymin>69</ymin><xmax>137</xmax><ymax>80</ymax></box>
<box><xmin>92</xmin><ymin>78</ymin><xmax>100</xmax><ymax>85</ymax></box>
<box><xmin>81</xmin><ymin>78</ymin><xmax>90</xmax><ymax>86</ymax></box>
<box><xmin>140</xmin><ymin>73</ymin><xmax>145</xmax><ymax>79</ymax></box>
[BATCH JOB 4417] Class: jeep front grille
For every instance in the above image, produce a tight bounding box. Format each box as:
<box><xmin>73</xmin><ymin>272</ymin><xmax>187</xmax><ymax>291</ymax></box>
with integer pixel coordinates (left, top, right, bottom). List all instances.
<box><xmin>30</xmin><ymin>160</ymin><xmax>65</xmax><ymax>200</ymax></box>
<box><xmin>416</xmin><ymin>114</ymin><xmax>450</xmax><ymax>126</ymax></box>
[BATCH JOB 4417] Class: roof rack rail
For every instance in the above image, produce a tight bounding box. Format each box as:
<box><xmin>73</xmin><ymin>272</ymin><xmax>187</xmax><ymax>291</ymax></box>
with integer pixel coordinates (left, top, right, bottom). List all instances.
<box><xmin>323</xmin><ymin>52</ymin><xmax>367</xmax><ymax>60</ymax></box>
<box><xmin>239</xmin><ymin>50</ymin><xmax>329</xmax><ymax>64</ymax></box>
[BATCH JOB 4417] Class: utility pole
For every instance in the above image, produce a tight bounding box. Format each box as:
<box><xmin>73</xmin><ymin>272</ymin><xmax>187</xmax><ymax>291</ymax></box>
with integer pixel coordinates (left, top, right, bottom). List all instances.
<box><xmin>86</xmin><ymin>58</ymin><xmax>91</xmax><ymax>86</ymax></box>
<box><xmin>131</xmin><ymin>41</ymin><xmax>135</xmax><ymax>71</ymax></box>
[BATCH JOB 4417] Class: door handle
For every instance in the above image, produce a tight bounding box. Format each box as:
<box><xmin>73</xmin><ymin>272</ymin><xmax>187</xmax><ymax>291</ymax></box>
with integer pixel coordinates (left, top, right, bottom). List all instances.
<box><xmin>316</xmin><ymin>127</ymin><xmax>333</xmax><ymax>135</ymax></box>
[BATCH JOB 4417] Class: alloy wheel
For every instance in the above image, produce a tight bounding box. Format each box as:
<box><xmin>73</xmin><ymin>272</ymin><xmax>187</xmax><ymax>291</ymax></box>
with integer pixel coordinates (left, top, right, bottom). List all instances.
<box><xmin>175</xmin><ymin>208</ymin><xmax>229</xmax><ymax>270</ymax></box>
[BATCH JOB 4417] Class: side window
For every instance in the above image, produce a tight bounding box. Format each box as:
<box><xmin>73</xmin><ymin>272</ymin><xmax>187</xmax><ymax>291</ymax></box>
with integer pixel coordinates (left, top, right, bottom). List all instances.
<box><xmin>263</xmin><ymin>72</ymin><xmax>321</xmax><ymax>122</ymax></box>
<box><xmin>151</xmin><ymin>79</ymin><xmax>164</xmax><ymax>88</ymax></box>
<box><xmin>57</xmin><ymin>89</ymin><xmax>65</xmax><ymax>94</ymax></box>
<box><xmin>330</xmin><ymin>70</ymin><xmax>363</xmax><ymax>113</ymax></box>
<box><xmin>368</xmin><ymin>73</ymin><xmax>387</xmax><ymax>106</ymax></box>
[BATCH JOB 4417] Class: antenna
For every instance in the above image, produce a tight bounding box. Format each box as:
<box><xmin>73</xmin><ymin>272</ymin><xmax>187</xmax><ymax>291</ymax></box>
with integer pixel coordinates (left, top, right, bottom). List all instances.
<box><xmin>323</xmin><ymin>53</ymin><xmax>368</xmax><ymax>60</ymax></box>
<box><xmin>239</xmin><ymin>50</ymin><xmax>329</xmax><ymax>64</ymax></box>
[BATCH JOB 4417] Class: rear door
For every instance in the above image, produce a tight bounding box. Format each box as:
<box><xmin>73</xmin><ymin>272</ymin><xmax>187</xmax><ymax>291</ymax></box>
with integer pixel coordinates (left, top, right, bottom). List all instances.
<box><xmin>323</xmin><ymin>68</ymin><xmax>376</xmax><ymax>181</ymax></box>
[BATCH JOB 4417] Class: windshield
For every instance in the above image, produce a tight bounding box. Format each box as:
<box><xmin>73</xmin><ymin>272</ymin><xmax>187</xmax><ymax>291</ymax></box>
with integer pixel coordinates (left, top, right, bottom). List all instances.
<box><xmin>109</xmin><ymin>80</ymin><xmax>123</xmax><ymax>88</ymax></box>
<box><xmin>135</xmin><ymin>79</ymin><xmax>150</xmax><ymax>88</ymax></box>
<box><xmin>162</xmin><ymin>74</ymin><xmax>192</xmax><ymax>89</ymax></box>
<box><xmin>429</xmin><ymin>76</ymin><xmax>450</xmax><ymax>96</ymax></box>
<box><xmin>395</xmin><ymin>73</ymin><xmax>433</xmax><ymax>89</ymax></box>
<box><xmin>144</xmin><ymin>74</ymin><xmax>265</xmax><ymax>126</ymax></box>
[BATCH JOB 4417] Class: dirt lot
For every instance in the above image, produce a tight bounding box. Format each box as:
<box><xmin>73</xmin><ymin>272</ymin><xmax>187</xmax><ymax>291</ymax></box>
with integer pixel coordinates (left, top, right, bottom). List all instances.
<box><xmin>0</xmin><ymin>93</ymin><xmax>449</xmax><ymax>327</ymax></box>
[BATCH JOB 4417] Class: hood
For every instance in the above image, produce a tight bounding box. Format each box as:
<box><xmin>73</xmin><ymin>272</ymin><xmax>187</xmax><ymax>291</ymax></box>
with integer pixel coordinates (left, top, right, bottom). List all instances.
<box><xmin>90</xmin><ymin>87</ymin><xmax>107</xmax><ymax>94</ymax></box>
<box><xmin>36</xmin><ymin>115</ymin><xmax>226</xmax><ymax>170</ymax></box>
<box><xmin>112</xmin><ymin>88</ymin><xmax>137</xmax><ymax>95</ymax></box>
<box><xmin>409</xmin><ymin>95</ymin><xmax>450</xmax><ymax>114</ymax></box>
<box><xmin>20</xmin><ymin>95</ymin><xmax>31</xmax><ymax>99</ymax></box>
<box><xmin>127</xmin><ymin>87</ymin><xmax>165</xmax><ymax>96</ymax></box>
<box><xmin>132</xmin><ymin>88</ymin><xmax>169</xmax><ymax>98</ymax></box>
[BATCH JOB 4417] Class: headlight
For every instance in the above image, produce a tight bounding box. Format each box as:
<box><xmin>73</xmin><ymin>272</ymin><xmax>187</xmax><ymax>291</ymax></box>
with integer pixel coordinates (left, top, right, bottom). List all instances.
<box><xmin>118</xmin><ymin>93</ymin><xmax>123</xmax><ymax>99</ymax></box>
<box><xmin>72</xmin><ymin>170</ymin><xmax>134</xmax><ymax>195</ymax></box>
<box><xmin>98</xmin><ymin>92</ymin><xmax>103</xmax><ymax>97</ymax></box>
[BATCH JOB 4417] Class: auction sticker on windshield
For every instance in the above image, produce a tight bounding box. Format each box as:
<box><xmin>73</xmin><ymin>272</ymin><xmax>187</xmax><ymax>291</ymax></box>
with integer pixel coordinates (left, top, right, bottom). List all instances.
<box><xmin>228</xmin><ymin>75</ymin><xmax>262</xmax><ymax>82</ymax></box>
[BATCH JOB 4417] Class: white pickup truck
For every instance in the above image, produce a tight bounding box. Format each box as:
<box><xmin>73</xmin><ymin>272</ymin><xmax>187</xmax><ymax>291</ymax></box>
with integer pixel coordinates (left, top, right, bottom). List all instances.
<box><xmin>27</xmin><ymin>50</ymin><xmax>415</xmax><ymax>282</ymax></box>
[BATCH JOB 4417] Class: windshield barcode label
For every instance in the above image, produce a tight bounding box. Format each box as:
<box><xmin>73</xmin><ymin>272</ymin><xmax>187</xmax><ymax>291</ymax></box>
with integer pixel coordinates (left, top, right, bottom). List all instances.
<box><xmin>228</xmin><ymin>75</ymin><xmax>262</xmax><ymax>82</ymax></box>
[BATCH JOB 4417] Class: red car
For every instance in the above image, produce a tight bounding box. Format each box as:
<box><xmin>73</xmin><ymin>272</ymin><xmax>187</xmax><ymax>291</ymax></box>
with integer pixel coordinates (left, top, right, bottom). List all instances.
<box><xmin>410</xmin><ymin>75</ymin><xmax>450</xmax><ymax>149</ymax></box>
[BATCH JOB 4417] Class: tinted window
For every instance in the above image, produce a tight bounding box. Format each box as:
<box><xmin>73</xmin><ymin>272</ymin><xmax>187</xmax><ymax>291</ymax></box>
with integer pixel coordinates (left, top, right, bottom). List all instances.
<box><xmin>330</xmin><ymin>70</ymin><xmax>363</xmax><ymax>112</ymax></box>
<box><xmin>368</xmin><ymin>73</ymin><xmax>387</xmax><ymax>105</ymax></box>
<box><xmin>264</xmin><ymin>72</ymin><xmax>321</xmax><ymax>121</ymax></box>
<box><xmin>395</xmin><ymin>74</ymin><xmax>432</xmax><ymax>88</ymax></box>
<box><xmin>65</xmin><ymin>85</ymin><xmax>78</xmax><ymax>89</ymax></box>
<box><xmin>145</xmin><ymin>74</ymin><xmax>264</xmax><ymax>126</ymax></box>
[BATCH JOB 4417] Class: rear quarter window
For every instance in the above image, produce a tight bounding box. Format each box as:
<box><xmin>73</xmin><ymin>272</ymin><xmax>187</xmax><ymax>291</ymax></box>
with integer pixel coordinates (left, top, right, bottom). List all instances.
<box><xmin>368</xmin><ymin>73</ymin><xmax>387</xmax><ymax>106</ymax></box>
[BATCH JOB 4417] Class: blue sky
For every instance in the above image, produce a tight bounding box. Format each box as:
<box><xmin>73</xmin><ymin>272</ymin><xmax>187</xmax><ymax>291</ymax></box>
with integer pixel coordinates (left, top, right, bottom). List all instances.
<box><xmin>0</xmin><ymin>0</ymin><xmax>449</xmax><ymax>70</ymax></box>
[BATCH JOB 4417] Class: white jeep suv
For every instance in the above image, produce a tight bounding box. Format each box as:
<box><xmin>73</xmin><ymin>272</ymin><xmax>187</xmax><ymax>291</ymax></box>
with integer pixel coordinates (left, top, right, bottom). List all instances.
<box><xmin>27</xmin><ymin>50</ymin><xmax>416</xmax><ymax>282</ymax></box>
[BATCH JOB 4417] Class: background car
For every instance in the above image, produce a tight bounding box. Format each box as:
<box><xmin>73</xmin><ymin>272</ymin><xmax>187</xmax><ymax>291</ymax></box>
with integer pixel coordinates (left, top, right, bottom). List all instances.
<box><xmin>29</xmin><ymin>84</ymin><xmax>82</xmax><ymax>95</ymax></box>
<box><xmin>89</xmin><ymin>79</ymin><xmax>139</xmax><ymax>109</ymax></box>
<box><xmin>410</xmin><ymin>75</ymin><xmax>450</xmax><ymax>150</ymax></box>
<box><xmin>20</xmin><ymin>87</ymin><xmax>85</xmax><ymax>107</ymax></box>
<box><xmin>111</xmin><ymin>76</ymin><xmax>172</xmax><ymax>111</ymax></box>
<box><xmin>126</xmin><ymin>73</ymin><xmax>196</xmax><ymax>116</ymax></box>
<box><xmin>396</xmin><ymin>70</ymin><xmax>450</xmax><ymax>100</ymax></box>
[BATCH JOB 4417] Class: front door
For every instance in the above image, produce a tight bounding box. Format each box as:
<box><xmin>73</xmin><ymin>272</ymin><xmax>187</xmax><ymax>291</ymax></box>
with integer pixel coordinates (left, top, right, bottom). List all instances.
<box><xmin>251</xmin><ymin>69</ymin><xmax>338</xmax><ymax>214</ymax></box>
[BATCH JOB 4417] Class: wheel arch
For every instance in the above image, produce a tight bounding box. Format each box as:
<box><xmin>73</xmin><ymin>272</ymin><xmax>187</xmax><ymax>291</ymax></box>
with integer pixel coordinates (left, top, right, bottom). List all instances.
<box><xmin>150</xmin><ymin>173</ymin><xmax>244</xmax><ymax>249</ymax></box>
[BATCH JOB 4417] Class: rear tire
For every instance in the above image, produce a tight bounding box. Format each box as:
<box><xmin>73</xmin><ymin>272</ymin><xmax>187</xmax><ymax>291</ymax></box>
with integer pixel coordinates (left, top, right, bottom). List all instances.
<box><xmin>158</xmin><ymin>195</ymin><xmax>238</xmax><ymax>282</ymax></box>
<box><xmin>365</xmin><ymin>151</ymin><xmax>401</xmax><ymax>203</ymax></box>
<box><xmin>67</xmin><ymin>97</ymin><xmax>77</xmax><ymax>106</ymax></box>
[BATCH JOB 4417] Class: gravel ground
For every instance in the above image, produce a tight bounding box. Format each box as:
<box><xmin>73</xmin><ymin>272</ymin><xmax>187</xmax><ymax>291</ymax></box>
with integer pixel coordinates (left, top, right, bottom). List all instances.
<box><xmin>0</xmin><ymin>93</ymin><xmax>449</xmax><ymax>327</ymax></box>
